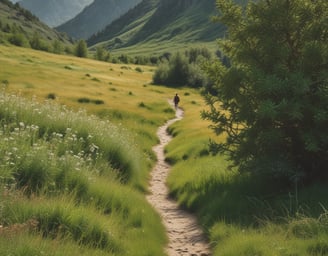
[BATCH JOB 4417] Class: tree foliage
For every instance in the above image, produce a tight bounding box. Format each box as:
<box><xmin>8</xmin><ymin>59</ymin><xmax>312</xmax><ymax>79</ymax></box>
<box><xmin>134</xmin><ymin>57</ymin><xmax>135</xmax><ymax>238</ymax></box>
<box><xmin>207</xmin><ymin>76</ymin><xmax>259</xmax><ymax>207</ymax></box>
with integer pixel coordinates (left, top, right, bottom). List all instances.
<box><xmin>202</xmin><ymin>0</ymin><xmax>328</xmax><ymax>183</ymax></box>
<box><xmin>153</xmin><ymin>48</ymin><xmax>212</xmax><ymax>87</ymax></box>
<box><xmin>74</xmin><ymin>39</ymin><xmax>88</xmax><ymax>58</ymax></box>
<box><xmin>95</xmin><ymin>46</ymin><xmax>110</xmax><ymax>62</ymax></box>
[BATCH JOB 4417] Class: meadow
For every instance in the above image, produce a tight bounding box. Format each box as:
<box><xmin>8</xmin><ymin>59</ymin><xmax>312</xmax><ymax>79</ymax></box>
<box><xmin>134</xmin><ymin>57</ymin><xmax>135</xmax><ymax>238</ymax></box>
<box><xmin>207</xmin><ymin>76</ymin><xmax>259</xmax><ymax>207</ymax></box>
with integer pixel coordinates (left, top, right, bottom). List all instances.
<box><xmin>1</xmin><ymin>44</ymin><xmax>328</xmax><ymax>255</ymax></box>
<box><xmin>0</xmin><ymin>44</ymin><xmax>179</xmax><ymax>255</ymax></box>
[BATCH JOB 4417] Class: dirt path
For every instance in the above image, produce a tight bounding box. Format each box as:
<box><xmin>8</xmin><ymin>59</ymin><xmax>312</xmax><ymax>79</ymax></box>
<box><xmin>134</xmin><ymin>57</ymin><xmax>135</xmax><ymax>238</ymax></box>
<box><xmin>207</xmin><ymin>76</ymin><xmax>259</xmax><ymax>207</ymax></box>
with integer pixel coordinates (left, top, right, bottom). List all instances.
<box><xmin>146</xmin><ymin>105</ymin><xmax>211</xmax><ymax>256</ymax></box>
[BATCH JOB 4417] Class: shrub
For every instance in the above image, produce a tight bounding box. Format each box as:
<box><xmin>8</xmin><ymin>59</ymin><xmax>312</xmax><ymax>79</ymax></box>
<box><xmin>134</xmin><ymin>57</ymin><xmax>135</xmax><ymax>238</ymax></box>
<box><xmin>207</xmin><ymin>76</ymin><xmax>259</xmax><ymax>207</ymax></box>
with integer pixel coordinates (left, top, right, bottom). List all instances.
<box><xmin>152</xmin><ymin>49</ymin><xmax>211</xmax><ymax>88</ymax></box>
<box><xmin>138</xmin><ymin>102</ymin><xmax>146</xmax><ymax>108</ymax></box>
<box><xmin>93</xmin><ymin>99</ymin><xmax>104</xmax><ymax>105</ymax></box>
<box><xmin>135</xmin><ymin>67</ymin><xmax>143</xmax><ymax>73</ymax></box>
<box><xmin>78</xmin><ymin>97</ymin><xmax>91</xmax><ymax>103</ymax></box>
<box><xmin>9</xmin><ymin>32</ymin><xmax>28</xmax><ymax>47</ymax></box>
<box><xmin>46</xmin><ymin>93</ymin><xmax>56</xmax><ymax>100</ymax></box>
<box><xmin>74</xmin><ymin>40</ymin><xmax>87</xmax><ymax>58</ymax></box>
<box><xmin>153</xmin><ymin>61</ymin><xmax>170</xmax><ymax>85</ymax></box>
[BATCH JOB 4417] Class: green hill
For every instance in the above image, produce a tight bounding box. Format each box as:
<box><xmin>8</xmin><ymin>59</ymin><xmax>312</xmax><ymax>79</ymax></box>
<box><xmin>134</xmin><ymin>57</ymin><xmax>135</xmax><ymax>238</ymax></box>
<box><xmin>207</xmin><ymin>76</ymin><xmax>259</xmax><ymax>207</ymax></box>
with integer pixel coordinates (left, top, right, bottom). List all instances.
<box><xmin>87</xmin><ymin>0</ymin><xmax>159</xmax><ymax>48</ymax></box>
<box><xmin>0</xmin><ymin>0</ymin><xmax>73</xmax><ymax>52</ymax></box>
<box><xmin>87</xmin><ymin>0</ymin><xmax>226</xmax><ymax>57</ymax></box>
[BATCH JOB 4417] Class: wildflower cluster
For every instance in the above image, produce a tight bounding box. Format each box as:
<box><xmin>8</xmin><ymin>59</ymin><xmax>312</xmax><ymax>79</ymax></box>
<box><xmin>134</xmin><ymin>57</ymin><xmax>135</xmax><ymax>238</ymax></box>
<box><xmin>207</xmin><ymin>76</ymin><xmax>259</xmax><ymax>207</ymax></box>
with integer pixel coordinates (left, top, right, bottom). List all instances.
<box><xmin>0</xmin><ymin>92</ymin><xmax>140</xmax><ymax>195</ymax></box>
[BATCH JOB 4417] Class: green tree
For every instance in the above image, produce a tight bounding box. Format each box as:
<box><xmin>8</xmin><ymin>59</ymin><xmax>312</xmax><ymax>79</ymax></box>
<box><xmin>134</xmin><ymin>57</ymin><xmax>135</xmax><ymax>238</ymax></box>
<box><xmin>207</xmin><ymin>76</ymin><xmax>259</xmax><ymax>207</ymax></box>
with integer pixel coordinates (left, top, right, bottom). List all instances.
<box><xmin>95</xmin><ymin>46</ymin><xmax>110</xmax><ymax>61</ymax></box>
<box><xmin>9</xmin><ymin>32</ymin><xmax>28</xmax><ymax>47</ymax></box>
<box><xmin>29</xmin><ymin>33</ymin><xmax>50</xmax><ymax>52</ymax></box>
<box><xmin>30</xmin><ymin>32</ymin><xmax>42</xmax><ymax>50</ymax></box>
<box><xmin>202</xmin><ymin>0</ymin><xmax>328</xmax><ymax>183</ymax></box>
<box><xmin>52</xmin><ymin>40</ymin><xmax>62</xmax><ymax>54</ymax></box>
<box><xmin>152</xmin><ymin>52</ymin><xmax>190</xmax><ymax>87</ymax></box>
<box><xmin>74</xmin><ymin>39</ymin><xmax>88</xmax><ymax>58</ymax></box>
<box><xmin>167</xmin><ymin>52</ymin><xmax>190</xmax><ymax>86</ymax></box>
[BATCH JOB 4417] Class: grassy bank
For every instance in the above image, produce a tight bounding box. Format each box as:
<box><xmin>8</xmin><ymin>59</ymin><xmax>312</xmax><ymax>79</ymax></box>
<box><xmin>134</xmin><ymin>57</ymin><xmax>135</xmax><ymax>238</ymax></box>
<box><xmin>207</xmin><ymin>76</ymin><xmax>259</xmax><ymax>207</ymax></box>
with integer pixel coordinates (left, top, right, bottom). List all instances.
<box><xmin>0</xmin><ymin>45</ymin><xmax>183</xmax><ymax>255</ymax></box>
<box><xmin>0</xmin><ymin>44</ymin><xmax>181</xmax><ymax>189</ymax></box>
<box><xmin>0</xmin><ymin>92</ymin><xmax>167</xmax><ymax>255</ymax></box>
<box><xmin>166</xmin><ymin>92</ymin><xmax>328</xmax><ymax>255</ymax></box>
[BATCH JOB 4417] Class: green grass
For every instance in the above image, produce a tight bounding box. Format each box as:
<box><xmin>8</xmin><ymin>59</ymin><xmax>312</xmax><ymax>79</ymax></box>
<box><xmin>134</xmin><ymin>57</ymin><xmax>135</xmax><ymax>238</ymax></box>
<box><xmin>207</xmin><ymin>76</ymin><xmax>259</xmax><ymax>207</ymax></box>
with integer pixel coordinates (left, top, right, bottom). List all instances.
<box><xmin>0</xmin><ymin>82</ymin><xmax>167</xmax><ymax>254</ymax></box>
<box><xmin>0</xmin><ymin>44</ymin><xmax>183</xmax><ymax>255</ymax></box>
<box><xmin>165</xmin><ymin>88</ymin><xmax>328</xmax><ymax>255</ymax></box>
<box><xmin>1</xmin><ymin>44</ymin><xmax>328</xmax><ymax>255</ymax></box>
<box><xmin>91</xmin><ymin>0</ymin><xmax>223</xmax><ymax>59</ymax></box>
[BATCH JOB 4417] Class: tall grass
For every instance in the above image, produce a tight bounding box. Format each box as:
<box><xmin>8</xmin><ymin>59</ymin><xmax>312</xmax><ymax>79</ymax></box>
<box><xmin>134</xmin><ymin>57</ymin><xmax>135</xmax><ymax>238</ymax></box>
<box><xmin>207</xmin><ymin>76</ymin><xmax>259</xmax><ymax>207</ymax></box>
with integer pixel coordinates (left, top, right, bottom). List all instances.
<box><xmin>0</xmin><ymin>91</ymin><xmax>167</xmax><ymax>255</ymax></box>
<box><xmin>0</xmin><ymin>44</ymin><xmax>178</xmax><ymax>189</ymax></box>
<box><xmin>0</xmin><ymin>92</ymin><xmax>142</xmax><ymax>188</ymax></box>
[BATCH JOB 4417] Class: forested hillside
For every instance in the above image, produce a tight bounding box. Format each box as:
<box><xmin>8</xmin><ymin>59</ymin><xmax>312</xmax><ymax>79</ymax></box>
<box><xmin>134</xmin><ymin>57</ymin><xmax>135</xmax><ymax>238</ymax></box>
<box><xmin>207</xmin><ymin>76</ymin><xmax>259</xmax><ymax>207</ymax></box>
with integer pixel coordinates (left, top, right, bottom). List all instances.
<box><xmin>0</xmin><ymin>0</ymin><xmax>73</xmax><ymax>52</ymax></box>
<box><xmin>87</xmin><ymin>0</ymin><xmax>226</xmax><ymax>54</ymax></box>
<box><xmin>87</xmin><ymin>0</ymin><xmax>159</xmax><ymax>47</ymax></box>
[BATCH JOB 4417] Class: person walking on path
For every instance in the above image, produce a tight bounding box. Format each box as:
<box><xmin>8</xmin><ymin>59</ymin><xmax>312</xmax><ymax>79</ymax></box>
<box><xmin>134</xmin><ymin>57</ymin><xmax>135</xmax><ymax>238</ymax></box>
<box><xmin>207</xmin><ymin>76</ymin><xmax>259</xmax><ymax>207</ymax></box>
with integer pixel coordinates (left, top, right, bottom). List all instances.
<box><xmin>173</xmin><ymin>93</ymin><xmax>180</xmax><ymax>109</ymax></box>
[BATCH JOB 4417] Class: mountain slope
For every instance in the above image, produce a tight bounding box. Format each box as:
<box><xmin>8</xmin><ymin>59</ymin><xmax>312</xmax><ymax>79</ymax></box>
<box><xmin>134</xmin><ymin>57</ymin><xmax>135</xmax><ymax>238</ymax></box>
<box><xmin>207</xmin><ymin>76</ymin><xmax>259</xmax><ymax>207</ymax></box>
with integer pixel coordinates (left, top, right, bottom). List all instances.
<box><xmin>87</xmin><ymin>0</ymin><xmax>225</xmax><ymax>56</ymax></box>
<box><xmin>56</xmin><ymin>0</ymin><xmax>142</xmax><ymax>40</ymax></box>
<box><xmin>17</xmin><ymin>0</ymin><xmax>93</xmax><ymax>27</ymax></box>
<box><xmin>87</xmin><ymin>0</ymin><xmax>159</xmax><ymax>47</ymax></box>
<box><xmin>0</xmin><ymin>0</ymin><xmax>72</xmax><ymax>47</ymax></box>
<box><xmin>128</xmin><ymin>0</ymin><xmax>222</xmax><ymax>44</ymax></box>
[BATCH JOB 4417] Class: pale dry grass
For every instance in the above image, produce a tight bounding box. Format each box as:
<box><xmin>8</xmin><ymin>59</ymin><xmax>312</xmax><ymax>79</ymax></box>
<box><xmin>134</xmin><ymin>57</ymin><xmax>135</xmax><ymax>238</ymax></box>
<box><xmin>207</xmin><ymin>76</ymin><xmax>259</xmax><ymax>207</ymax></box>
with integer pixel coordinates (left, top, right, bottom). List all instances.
<box><xmin>0</xmin><ymin>45</ymin><xmax>176</xmax><ymax>119</ymax></box>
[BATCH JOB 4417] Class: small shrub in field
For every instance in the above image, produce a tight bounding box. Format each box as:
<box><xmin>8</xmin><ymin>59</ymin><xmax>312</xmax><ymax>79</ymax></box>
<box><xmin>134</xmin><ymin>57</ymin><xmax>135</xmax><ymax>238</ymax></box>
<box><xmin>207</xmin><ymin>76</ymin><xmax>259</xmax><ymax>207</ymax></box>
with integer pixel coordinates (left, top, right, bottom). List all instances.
<box><xmin>2</xmin><ymin>79</ymin><xmax>9</xmax><ymax>86</ymax></box>
<box><xmin>120</xmin><ymin>66</ymin><xmax>130</xmax><ymax>70</ymax></box>
<box><xmin>77</xmin><ymin>98</ymin><xmax>104</xmax><ymax>105</ymax></box>
<box><xmin>78</xmin><ymin>97</ymin><xmax>91</xmax><ymax>103</ymax></box>
<box><xmin>47</xmin><ymin>93</ymin><xmax>56</xmax><ymax>100</ymax></box>
<box><xmin>91</xmin><ymin>77</ymin><xmax>100</xmax><ymax>82</ymax></box>
<box><xmin>138</xmin><ymin>102</ymin><xmax>146</xmax><ymax>108</ymax></box>
<box><xmin>135</xmin><ymin>67</ymin><xmax>143</xmax><ymax>73</ymax></box>
<box><xmin>163</xmin><ymin>107</ymin><xmax>174</xmax><ymax>114</ymax></box>
<box><xmin>92</xmin><ymin>99</ymin><xmax>104</xmax><ymax>105</ymax></box>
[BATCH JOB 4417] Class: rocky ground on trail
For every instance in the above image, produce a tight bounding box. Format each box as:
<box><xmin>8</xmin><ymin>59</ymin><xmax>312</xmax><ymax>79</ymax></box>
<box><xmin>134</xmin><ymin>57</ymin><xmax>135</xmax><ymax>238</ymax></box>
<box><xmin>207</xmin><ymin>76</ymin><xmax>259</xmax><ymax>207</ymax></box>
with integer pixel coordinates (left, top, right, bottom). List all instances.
<box><xmin>146</xmin><ymin>105</ymin><xmax>211</xmax><ymax>256</ymax></box>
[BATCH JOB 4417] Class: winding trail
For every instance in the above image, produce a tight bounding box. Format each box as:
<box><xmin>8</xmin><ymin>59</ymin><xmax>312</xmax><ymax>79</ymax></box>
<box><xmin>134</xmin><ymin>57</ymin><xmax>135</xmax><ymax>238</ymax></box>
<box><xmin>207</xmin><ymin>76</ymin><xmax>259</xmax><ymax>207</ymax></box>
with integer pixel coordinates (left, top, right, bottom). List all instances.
<box><xmin>146</xmin><ymin>105</ymin><xmax>211</xmax><ymax>256</ymax></box>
